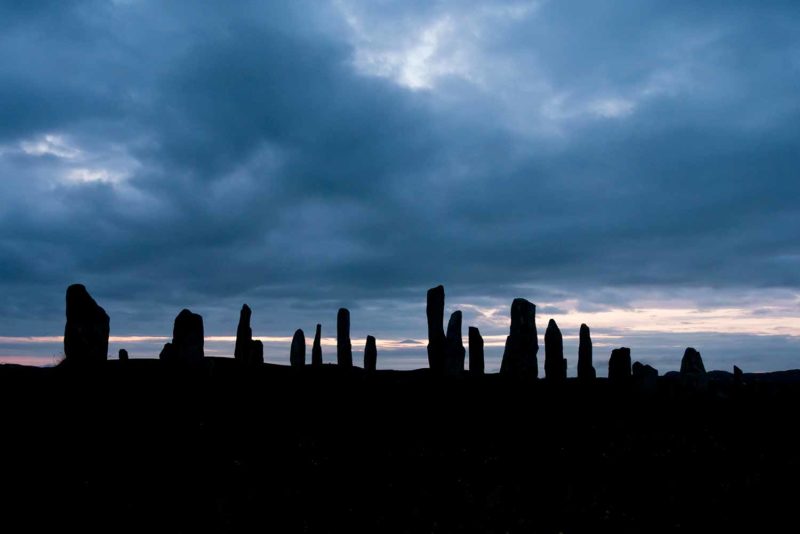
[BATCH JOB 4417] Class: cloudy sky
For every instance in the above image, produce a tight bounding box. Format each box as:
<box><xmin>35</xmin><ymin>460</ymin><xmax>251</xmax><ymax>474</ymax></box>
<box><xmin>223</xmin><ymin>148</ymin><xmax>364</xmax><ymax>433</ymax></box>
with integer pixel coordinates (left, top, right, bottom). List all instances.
<box><xmin>1</xmin><ymin>0</ymin><xmax>798</xmax><ymax>373</ymax></box>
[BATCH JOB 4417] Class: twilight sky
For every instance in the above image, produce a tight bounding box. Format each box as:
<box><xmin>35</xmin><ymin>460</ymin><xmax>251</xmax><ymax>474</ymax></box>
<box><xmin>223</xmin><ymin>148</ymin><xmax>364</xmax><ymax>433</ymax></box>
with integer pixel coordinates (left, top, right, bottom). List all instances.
<box><xmin>1</xmin><ymin>0</ymin><xmax>799</xmax><ymax>372</ymax></box>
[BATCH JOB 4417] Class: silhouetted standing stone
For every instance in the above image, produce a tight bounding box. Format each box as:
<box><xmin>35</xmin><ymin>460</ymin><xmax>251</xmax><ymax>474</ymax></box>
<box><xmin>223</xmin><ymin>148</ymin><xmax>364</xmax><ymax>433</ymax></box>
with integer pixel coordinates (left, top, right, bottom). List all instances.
<box><xmin>577</xmin><ymin>324</ymin><xmax>596</xmax><ymax>380</ymax></box>
<box><xmin>118</xmin><ymin>349</ymin><xmax>129</xmax><ymax>361</ymax></box>
<box><xmin>234</xmin><ymin>304</ymin><xmax>252</xmax><ymax>362</ymax></box>
<box><xmin>680</xmin><ymin>347</ymin><xmax>706</xmax><ymax>375</ymax></box>
<box><xmin>500</xmin><ymin>298</ymin><xmax>539</xmax><ymax>378</ymax></box>
<box><xmin>608</xmin><ymin>347</ymin><xmax>632</xmax><ymax>383</ymax></box>
<box><xmin>680</xmin><ymin>347</ymin><xmax>708</xmax><ymax>390</ymax></box>
<box><xmin>312</xmin><ymin>324</ymin><xmax>323</xmax><ymax>367</ymax></box>
<box><xmin>468</xmin><ymin>326</ymin><xmax>484</xmax><ymax>375</ymax></box>
<box><xmin>63</xmin><ymin>284</ymin><xmax>110</xmax><ymax>365</ymax></box>
<box><xmin>250</xmin><ymin>340</ymin><xmax>264</xmax><ymax>365</ymax></box>
<box><xmin>364</xmin><ymin>335</ymin><xmax>377</xmax><ymax>372</ymax></box>
<box><xmin>290</xmin><ymin>329</ymin><xmax>306</xmax><ymax>367</ymax></box>
<box><xmin>544</xmin><ymin>319</ymin><xmax>566</xmax><ymax>381</ymax></box>
<box><xmin>632</xmin><ymin>361</ymin><xmax>658</xmax><ymax>392</ymax></box>
<box><xmin>734</xmin><ymin>365</ymin><xmax>745</xmax><ymax>387</ymax></box>
<box><xmin>444</xmin><ymin>311</ymin><xmax>465</xmax><ymax>376</ymax></box>
<box><xmin>426</xmin><ymin>285</ymin><xmax>446</xmax><ymax>374</ymax></box>
<box><xmin>161</xmin><ymin>309</ymin><xmax>205</xmax><ymax>363</ymax></box>
<box><xmin>337</xmin><ymin>308</ymin><xmax>352</xmax><ymax>368</ymax></box>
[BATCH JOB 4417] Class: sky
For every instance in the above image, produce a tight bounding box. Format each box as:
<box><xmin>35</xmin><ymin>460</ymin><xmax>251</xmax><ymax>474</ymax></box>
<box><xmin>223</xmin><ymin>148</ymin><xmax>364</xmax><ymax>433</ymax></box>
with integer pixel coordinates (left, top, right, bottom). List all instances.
<box><xmin>1</xmin><ymin>0</ymin><xmax>799</xmax><ymax>373</ymax></box>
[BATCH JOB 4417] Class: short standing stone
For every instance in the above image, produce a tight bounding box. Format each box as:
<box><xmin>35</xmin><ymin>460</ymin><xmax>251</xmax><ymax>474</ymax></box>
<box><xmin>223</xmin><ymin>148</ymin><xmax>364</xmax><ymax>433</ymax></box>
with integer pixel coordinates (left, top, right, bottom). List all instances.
<box><xmin>544</xmin><ymin>319</ymin><xmax>566</xmax><ymax>381</ymax></box>
<box><xmin>680</xmin><ymin>347</ymin><xmax>706</xmax><ymax>375</ymax></box>
<box><xmin>63</xmin><ymin>284</ymin><xmax>110</xmax><ymax>364</ymax></box>
<box><xmin>364</xmin><ymin>335</ymin><xmax>377</xmax><ymax>372</ymax></box>
<box><xmin>680</xmin><ymin>347</ymin><xmax>708</xmax><ymax>390</ymax></box>
<box><xmin>632</xmin><ymin>361</ymin><xmax>658</xmax><ymax>392</ymax></box>
<box><xmin>500</xmin><ymin>298</ymin><xmax>539</xmax><ymax>378</ymax></box>
<box><xmin>733</xmin><ymin>365</ymin><xmax>745</xmax><ymax>387</ymax></box>
<box><xmin>171</xmin><ymin>309</ymin><xmax>205</xmax><ymax>362</ymax></box>
<box><xmin>249</xmin><ymin>340</ymin><xmax>264</xmax><ymax>365</ymax></box>
<box><xmin>468</xmin><ymin>327</ymin><xmax>484</xmax><ymax>375</ymax></box>
<box><xmin>577</xmin><ymin>324</ymin><xmax>596</xmax><ymax>380</ymax></box>
<box><xmin>337</xmin><ymin>308</ymin><xmax>352</xmax><ymax>368</ymax></box>
<box><xmin>234</xmin><ymin>304</ymin><xmax>253</xmax><ymax>362</ymax></box>
<box><xmin>290</xmin><ymin>329</ymin><xmax>306</xmax><ymax>367</ymax></box>
<box><xmin>608</xmin><ymin>347</ymin><xmax>632</xmax><ymax>383</ymax></box>
<box><xmin>426</xmin><ymin>285</ymin><xmax>446</xmax><ymax>373</ymax></box>
<box><xmin>118</xmin><ymin>349</ymin><xmax>129</xmax><ymax>361</ymax></box>
<box><xmin>444</xmin><ymin>311</ymin><xmax>465</xmax><ymax>376</ymax></box>
<box><xmin>312</xmin><ymin>324</ymin><xmax>323</xmax><ymax>367</ymax></box>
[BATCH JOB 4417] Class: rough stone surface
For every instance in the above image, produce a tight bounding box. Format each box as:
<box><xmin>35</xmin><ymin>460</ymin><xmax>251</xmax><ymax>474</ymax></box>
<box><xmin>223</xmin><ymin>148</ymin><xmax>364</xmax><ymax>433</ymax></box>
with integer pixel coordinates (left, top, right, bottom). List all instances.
<box><xmin>364</xmin><ymin>335</ymin><xmax>377</xmax><ymax>372</ymax></box>
<box><xmin>544</xmin><ymin>319</ymin><xmax>566</xmax><ymax>381</ymax></box>
<box><xmin>234</xmin><ymin>304</ymin><xmax>252</xmax><ymax>362</ymax></box>
<box><xmin>499</xmin><ymin>298</ymin><xmax>539</xmax><ymax>377</ymax></box>
<box><xmin>337</xmin><ymin>308</ymin><xmax>352</xmax><ymax>368</ymax></box>
<box><xmin>426</xmin><ymin>285</ymin><xmax>446</xmax><ymax>373</ymax></box>
<box><xmin>312</xmin><ymin>324</ymin><xmax>322</xmax><ymax>367</ymax></box>
<box><xmin>577</xmin><ymin>324</ymin><xmax>596</xmax><ymax>380</ymax></box>
<box><xmin>290</xmin><ymin>329</ymin><xmax>306</xmax><ymax>368</ymax></box>
<box><xmin>63</xmin><ymin>284</ymin><xmax>110</xmax><ymax>364</ymax></box>
<box><xmin>468</xmin><ymin>326</ymin><xmax>484</xmax><ymax>375</ymax></box>
<box><xmin>608</xmin><ymin>347</ymin><xmax>632</xmax><ymax>383</ymax></box>
<box><xmin>444</xmin><ymin>311</ymin><xmax>465</xmax><ymax>376</ymax></box>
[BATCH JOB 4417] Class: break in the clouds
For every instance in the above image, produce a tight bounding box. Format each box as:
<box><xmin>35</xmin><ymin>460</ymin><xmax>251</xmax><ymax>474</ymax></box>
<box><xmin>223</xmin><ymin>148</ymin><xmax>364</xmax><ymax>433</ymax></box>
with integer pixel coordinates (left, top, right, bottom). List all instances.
<box><xmin>1</xmin><ymin>0</ymin><xmax>799</xmax><ymax>371</ymax></box>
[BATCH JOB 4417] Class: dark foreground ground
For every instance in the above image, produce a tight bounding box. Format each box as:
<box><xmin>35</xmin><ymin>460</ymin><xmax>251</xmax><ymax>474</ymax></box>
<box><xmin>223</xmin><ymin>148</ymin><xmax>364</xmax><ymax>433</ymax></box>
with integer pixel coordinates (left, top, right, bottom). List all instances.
<box><xmin>1</xmin><ymin>360</ymin><xmax>799</xmax><ymax>533</ymax></box>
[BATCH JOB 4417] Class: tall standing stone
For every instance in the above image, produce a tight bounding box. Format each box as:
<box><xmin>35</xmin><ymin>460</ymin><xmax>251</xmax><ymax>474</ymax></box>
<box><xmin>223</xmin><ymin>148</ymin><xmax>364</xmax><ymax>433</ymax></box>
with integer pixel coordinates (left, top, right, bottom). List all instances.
<box><xmin>290</xmin><ymin>329</ymin><xmax>306</xmax><ymax>368</ymax></box>
<box><xmin>444</xmin><ymin>311</ymin><xmax>465</xmax><ymax>376</ymax></box>
<box><xmin>364</xmin><ymin>335</ymin><xmax>377</xmax><ymax>372</ymax></box>
<box><xmin>63</xmin><ymin>284</ymin><xmax>110</xmax><ymax>365</ymax></box>
<box><xmin>118</xmin><ymin>349</ymin><xmax>129</xmax><ymax>362</ymax></box>
<box><xmin>426</xmin><ymin>285</ymin><xmax>446</xmax><ymax>373</ymax></box>
<box><xmin>544</xmin><ymin>319</ymin><xmax>566</xmax><ymax>381</ymax></box>
<box><xmin>234</xmin><ymin>304</ymin><xmax>252</xmax><ymax>362</ymax></box>
<box><xmin>577</xmin><ymin>324</ymin><xmax>596</xmax><ymax>380</ymax></box>
<box><xmin>160</xmin><ymin>309</ymin><xmax>205</xmax><ymax>363</ymax></box>
<box><xmin>337</xmin><ymin>308</ymin><xmax>352</xmax><ymax>368</ymax></box>
<box><xmin>499</xmin><ymin>298</ymin><xmax>539</xmax><ymax>378</ymax></box>
<box><xmin>608</xmin><ymin>347</ymin><xmax>632</xmax><ymax>383</ymax></box>
<box><xmin>468</xmin><ymin>326</ymin><xmax>484</xmax><ymax>375</ymax></box>
<box><xmin>312</xmin><ymin>324</ymin><xmax>323</xmax><ymax>367</ymax></box>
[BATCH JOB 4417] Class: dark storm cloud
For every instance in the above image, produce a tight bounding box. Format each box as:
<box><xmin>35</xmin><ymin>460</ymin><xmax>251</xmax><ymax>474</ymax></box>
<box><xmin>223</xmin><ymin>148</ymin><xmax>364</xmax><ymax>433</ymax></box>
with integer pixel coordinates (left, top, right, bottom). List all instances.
<box><xmin>0</xmin><ymin>1</ymin><xmax>798</xmax><ymax>367</ymax></box>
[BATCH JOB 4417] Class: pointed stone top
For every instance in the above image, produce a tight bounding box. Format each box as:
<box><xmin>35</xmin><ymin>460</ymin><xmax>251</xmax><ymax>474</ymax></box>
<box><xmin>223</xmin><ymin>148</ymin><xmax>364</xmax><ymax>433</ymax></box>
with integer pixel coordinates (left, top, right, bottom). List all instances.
<box><xmin>680</xmin><ymin>347</ymin><xmax>706</xmax><ymax>375</ymax></box>
<box><xmin>447</xmin><ymin>310</ymin><xmax>463</xmax><ymax>337</ymax></box>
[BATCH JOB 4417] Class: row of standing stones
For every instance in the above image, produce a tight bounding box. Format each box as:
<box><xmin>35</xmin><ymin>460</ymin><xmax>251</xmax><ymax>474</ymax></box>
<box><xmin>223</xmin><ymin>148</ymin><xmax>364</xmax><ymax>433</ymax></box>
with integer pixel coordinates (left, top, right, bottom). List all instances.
<box><xmin>62</xmin><ymin>283</ymin><xmax>727</xmax><ymax>384</ymax></box>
